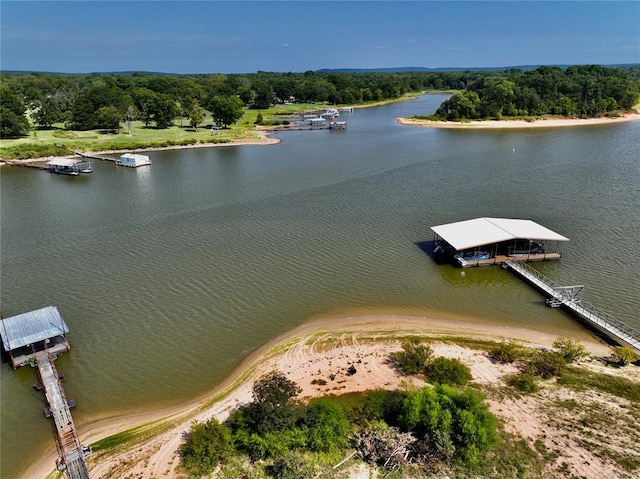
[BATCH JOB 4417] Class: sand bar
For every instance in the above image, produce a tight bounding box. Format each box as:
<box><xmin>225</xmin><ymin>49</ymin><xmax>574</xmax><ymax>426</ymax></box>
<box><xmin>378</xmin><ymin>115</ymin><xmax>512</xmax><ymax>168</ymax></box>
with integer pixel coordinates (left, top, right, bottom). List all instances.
<box><xmin>397</xmin><ymin>111</ymin><xmax>640</xmax><ymax>129</ymax></box>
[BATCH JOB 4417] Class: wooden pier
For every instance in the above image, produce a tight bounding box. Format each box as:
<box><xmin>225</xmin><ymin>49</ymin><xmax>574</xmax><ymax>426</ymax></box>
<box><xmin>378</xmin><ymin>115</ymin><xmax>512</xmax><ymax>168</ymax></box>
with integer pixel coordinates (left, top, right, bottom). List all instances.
<box><xmin>35</xmin><ymin>352</ymin><xmax>92</xmax><ymax>478</ymax></box>
<box><xmin>74</xmin><ymin>151</ymin><xmax>116</xmax><ymax>162</ymax></box>
<box><xmin>1</xmin><ymin>306</ymin><xmax>92</xmax><ymax>478</ymax></box>
<box><xmin>504</xmin><ymin>260</ymin><xmax>640</xmax><ymax>352</ymax></box>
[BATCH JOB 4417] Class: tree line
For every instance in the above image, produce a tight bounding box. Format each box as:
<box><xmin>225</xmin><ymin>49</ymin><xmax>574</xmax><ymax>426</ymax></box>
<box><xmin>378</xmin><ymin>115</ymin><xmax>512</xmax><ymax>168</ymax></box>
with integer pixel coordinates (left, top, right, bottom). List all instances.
<box><xmin>2</xmin><ymin>65</ymin><xmax>639</xmax><ymax>138</ymax></box>
<box><xmin>432</xmin><ymin>64</ymin><xmax>640</xmax><ymax>120</ymax></box>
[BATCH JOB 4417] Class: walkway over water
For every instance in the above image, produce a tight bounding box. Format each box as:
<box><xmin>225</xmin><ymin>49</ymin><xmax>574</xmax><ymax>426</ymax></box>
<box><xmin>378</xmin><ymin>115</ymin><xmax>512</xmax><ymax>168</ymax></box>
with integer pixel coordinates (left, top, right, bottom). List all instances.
<box><xmin>504</xmin><ymin>260</ymin><xmax>640</xmax><ymax>352</ymax></box>
<box><xmin>36</xmin><ymin>352</ymin><xmax>92</xmax><ymax>479</ymax></box>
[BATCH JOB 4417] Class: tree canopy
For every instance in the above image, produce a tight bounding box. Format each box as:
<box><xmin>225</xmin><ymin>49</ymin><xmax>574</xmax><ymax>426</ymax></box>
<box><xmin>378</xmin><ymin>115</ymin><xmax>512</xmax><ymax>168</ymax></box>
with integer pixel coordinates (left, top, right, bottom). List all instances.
<box><xmin>2</xmin><ymin>65</ymin><xmax>638</xmax><ymax>138</ymax></box>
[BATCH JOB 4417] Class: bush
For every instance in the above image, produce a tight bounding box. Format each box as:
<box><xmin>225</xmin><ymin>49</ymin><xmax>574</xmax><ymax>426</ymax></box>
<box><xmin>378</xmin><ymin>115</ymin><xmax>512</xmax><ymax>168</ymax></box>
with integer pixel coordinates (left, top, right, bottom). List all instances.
<box><xmin>268</xmin><ymin>453</ymin><xmax>314</xmax><ymax>479</ymax></box>
<box><xmin>303</xmin><ymin>398</ymin><xmax>350</xmax><ymax>452</ymax></box>
<box><xmin>552</xmin><ymin>337</ymin><xmax>587</xmax><ymax>364</ymax></box>
<box><xmin>424</xmin><ymin>357</ymin><xmax>472</xmax><ymax>386</ymax></box>
<box><xmin>399</xmin><ymin>385</ymin><xmax>498</xmax><ymax>465</ymax></box>
<box><xmin>394</xmin><ymin>337</ymin><xmax>433</xmax><ymax>375</ymax></box>
<box><xmin>522</xmin><ymin>350</ymin><xmax>566</xmax><ymax>379</ymax></box>
<box><xmin>505</xmin><ymin>373</ymin><xmax>539</xmax><ymax>393</ymax></box>
<box><xmin>362</xmin><ymin>389</ymin><xmax>407</xmax><ymax>426</ymax></box>
<box><xmin>489</xmin><ymin>341</ymin><xmax>525</xmax><ymax>363</ymax></box>
<box><xmin>610</xmin><ymin>346</ymin><xmax>639</xmax><ymax>366</ymax></box>
<box><xmin>180</xmin><ymin>418</ymin><xmax>234</xmax><ymax>477</ymax></box>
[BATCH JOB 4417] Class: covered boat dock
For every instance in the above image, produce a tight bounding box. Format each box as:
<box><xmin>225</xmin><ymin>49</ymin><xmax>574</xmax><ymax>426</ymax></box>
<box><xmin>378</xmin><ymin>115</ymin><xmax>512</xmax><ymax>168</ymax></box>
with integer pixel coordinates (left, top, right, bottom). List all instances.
<box><xmin>47</xmin><ymin>157</ymin><xmax>93</xmax><ymax>175</ymax></box>
<box><xmin>431</xmin><ymin>217</ymin><xmax>569</xmax><ymax>267</ymax></box>
<box><xmin>0</xmin><ymin>305</ymin><xmax>70</xmax><ymax>368</ymax></box>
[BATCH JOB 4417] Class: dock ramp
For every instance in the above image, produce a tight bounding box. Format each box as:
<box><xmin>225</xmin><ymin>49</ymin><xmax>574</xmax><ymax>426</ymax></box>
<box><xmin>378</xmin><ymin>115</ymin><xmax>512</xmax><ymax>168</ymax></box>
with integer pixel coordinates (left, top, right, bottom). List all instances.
<box><xmin>504</xmin><ymin>260</ymin><xmax>640</xmax><ymax>353</ymax></box>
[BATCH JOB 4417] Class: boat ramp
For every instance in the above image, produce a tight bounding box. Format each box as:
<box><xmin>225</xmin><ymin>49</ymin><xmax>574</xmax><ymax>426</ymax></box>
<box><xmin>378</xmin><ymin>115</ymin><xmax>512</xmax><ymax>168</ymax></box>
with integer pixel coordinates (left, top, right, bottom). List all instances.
<box><xmin>1</xmin><ymin>306</ymin><xmax>92</xmax><ymax>478</ymax></box>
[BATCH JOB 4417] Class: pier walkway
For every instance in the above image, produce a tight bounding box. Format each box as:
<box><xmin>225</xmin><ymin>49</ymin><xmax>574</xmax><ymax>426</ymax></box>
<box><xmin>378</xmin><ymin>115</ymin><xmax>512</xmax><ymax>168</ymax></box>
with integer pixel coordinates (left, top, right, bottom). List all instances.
<box><xmin>35</xmin><ymin>352</ymin><xmax>92</xmax><ymax>479</ymax></box>
<box><xmin>504</xmin><ymin>260</ymin><xmax>640</xmax><ymax>352</ymax></box>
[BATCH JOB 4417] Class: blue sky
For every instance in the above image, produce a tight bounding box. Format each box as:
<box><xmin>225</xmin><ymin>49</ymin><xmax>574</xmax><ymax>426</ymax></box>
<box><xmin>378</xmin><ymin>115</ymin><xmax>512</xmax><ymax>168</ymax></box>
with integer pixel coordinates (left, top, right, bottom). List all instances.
<box><xmin>1</xmin><ymin>1</ymin><xmax>638</xmax><ymax>73</ymax></box>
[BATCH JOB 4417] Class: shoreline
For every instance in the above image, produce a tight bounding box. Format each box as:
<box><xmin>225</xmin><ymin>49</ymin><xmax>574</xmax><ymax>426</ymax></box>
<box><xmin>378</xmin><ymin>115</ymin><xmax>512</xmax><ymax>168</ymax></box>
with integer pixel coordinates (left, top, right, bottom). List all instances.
<box><xmin>397</xmin><ymin>111</ymin><xmax>640</xmax><ymax>129</ymax></box>
<box><xmin>22</xmin><ymin>311</ymin><xmax>618</xmax><ymax>479</ymax></box>
<box><xmin>0</xmin><ymin>131</ymin><xmax>280</xmax><ymax>165</ymax></box>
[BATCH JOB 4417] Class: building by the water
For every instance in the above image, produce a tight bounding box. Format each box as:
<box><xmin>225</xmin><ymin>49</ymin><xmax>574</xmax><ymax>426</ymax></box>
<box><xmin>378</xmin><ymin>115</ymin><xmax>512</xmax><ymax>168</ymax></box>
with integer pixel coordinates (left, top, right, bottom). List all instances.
<box><xmin>0</xmin><ymin>305</ymin><xmax>70</xmax><ymax>368</ymax></box>
<box><xmin>116</xmin><ymin>153</ymin><xmax>152</xmax><ymax>167</ymax></box>
<box><xmin>431</xmin><ymin>217</ymin><xmax>569</xmax><ymax>267</ymax></box>
<box><xmin>47</xmin><ymin>157</ymin><xmax>93</xmax><ymax>175</ymax></box>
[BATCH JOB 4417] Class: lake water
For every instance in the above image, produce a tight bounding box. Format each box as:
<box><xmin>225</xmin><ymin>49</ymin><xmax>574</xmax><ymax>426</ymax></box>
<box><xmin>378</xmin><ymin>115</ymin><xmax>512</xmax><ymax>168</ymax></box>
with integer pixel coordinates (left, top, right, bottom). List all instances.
<box><xmin>1</xmin><ymin>94</ymin><xmax>639</xmax><ymax>478</ymax></box>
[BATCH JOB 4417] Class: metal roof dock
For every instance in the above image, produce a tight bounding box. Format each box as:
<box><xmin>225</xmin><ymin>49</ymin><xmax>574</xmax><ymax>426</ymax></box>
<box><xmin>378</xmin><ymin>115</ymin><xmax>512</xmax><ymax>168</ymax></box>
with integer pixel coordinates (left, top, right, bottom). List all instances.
<box><xmin>1</xmin><ymin>305</ymin><xmax>70</xmax><ymax>368</ymax></box>
<box><xmin>431</xmin><ymin>217</ymin><xmax>569</xmax><ymax>267</ymax></box>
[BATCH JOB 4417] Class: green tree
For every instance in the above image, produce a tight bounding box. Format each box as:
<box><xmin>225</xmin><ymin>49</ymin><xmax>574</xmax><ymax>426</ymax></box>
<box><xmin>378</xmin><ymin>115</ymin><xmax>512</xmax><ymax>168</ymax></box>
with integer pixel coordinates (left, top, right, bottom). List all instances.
<box><xmin>150</xmin><ymin>93</ymin><xmax>177</xmax><ymax>129</ymax></box>
<box><xmin>179</xmin><ymin>418</ymin><xmax>234</xmax><ymax>477</ymax></box>
<box><xmin>33</xmin><ymin>96</ymin><xmax>67</xmax><ymax>128</ymax></box>
<box><xmin>0</xmin><ymin>87</ymin><xmax>30</xmax><ymax>138</ymax></box>
<box><xmin>69</xmin><ymin>84</ymin><xmax>128</xmax><ymax>130</ymax></box>
<box><xmin>251</xmin><ymin>80</ymin><xmax>273</xmax><ymax>109</ymax></box>
<box><xmin>186</xmin><ymin>99</ymin><xmax>205</xmax><ymax>131</ymax></box>
<box><xmin>207</xmin><ymin>95</ymin><xmax>244</xmax><ymax>127</ymax></box>
<box><xmin>243</xmin><ymin>371</ymin><xmax>301</xmax><ymax>435</ymax></box>
<box><xmin>96</xmin><ymin>105</ymin><xmax>122</xmax><ymax>132</ymax></box>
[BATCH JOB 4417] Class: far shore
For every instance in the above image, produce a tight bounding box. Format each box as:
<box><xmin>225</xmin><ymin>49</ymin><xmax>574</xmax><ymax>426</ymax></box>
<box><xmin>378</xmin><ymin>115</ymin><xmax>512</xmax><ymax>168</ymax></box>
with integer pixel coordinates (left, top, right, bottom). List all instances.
<box><xmin>22</xmin><ymin>310</ymin><xmax>630</xmax><ymax>479</ymax></box>
<box><xmin>397</xmin><ymin>110</ymin><xmax>640</xmax><ymax>129</ymax></box>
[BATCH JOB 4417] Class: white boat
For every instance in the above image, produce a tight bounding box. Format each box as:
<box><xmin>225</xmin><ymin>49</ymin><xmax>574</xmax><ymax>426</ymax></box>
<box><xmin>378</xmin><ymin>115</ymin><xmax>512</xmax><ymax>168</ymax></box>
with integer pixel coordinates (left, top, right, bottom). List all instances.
<box><xmin>322</xmin><ymin>109</ymin><xmax>339</xmax><ymax>118</ymax></box>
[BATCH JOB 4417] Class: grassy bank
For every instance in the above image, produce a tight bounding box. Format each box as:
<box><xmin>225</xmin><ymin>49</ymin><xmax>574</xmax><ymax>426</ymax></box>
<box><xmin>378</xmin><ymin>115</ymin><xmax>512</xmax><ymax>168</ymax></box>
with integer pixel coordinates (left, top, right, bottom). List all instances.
<box><xmin>0</xmin><ymin>94</ymin><xmax>430</xmax><ymax>160</ymax></box>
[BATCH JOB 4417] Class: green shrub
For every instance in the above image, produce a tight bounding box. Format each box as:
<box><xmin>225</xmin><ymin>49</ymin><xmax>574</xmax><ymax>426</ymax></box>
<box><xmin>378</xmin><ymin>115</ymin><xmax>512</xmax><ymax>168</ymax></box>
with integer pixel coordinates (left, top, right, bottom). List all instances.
<box><xmin>303</xmin><ymin>398</ymin><xmax>350</xmax><ymax>452</ymax></box>
<box><xmin>552</xmin><ymin>337</ymin><xmax>587</xmax><ymax>364</ymax></box>
<box><xmin>399</xmin><ymin>385</ymin><xmax>498</xmax><ymax>465</ymax></box>
<box><xmin>180</xmin><ymin>418</ymin><xmax>234</xmax><ymax>477</ymax></box>
<box><xmin>489</xmin><ymin>341</ymin><xmax>525</xmax><ymax>363</ymax></box>
<box><xmin>505</xmin><ymin>373</ymin><xmax>539</xmax><ymax>393</ymax></box>
<box><xmin>424</xmin><ymin>357</ymin><xmax>473</xmax><ymax>386</ymax></box>
<box><xmin>394</xmin><ymin>337</ymin><xmax>433</xmax><ymax>375</ymax></box>
<box><xmin>522</xmin><ymin>350</ymin><xmax>566</xmax><ymax>379</ymax></box>
<box><xmin>610</xmin><ymin>346</ymin><xmax>639</xmax><ymax>366</ymax></box>
<box><xmin>268</xmin><ymin>453</ymin><xmax>314</xmax><ymax>479</ymax></box>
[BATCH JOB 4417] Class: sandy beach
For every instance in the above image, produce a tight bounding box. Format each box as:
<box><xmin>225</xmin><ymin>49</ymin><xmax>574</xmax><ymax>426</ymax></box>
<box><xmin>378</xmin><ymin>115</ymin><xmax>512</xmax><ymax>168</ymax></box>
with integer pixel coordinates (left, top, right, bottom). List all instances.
<box><xmin>21</xmin><ymin>312</ymin><xmax>639</xmax><ymax>479</ymax></box>
<box><xmin>397</xmin><ymin>111</ymin><xmax>640</xmax><ymax>129</ymax></box>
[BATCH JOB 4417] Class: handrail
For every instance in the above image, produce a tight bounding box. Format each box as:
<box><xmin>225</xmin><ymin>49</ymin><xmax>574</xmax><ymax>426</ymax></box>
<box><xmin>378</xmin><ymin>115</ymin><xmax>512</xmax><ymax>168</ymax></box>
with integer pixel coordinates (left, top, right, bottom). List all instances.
<box><xmin>504</xmin><ymin>260</ymin><xmax>640</xmax><ymax>349</ymax></box>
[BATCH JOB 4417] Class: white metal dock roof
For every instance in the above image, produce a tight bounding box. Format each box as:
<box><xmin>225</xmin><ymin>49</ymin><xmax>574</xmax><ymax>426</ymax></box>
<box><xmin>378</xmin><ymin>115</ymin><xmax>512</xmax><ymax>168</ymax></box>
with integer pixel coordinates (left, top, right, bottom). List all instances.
<box><xmin>47</xmin><ymin>157</ymin><xmax>81</xmax><ymax>167</ymax></box>
<box><xmin>431</xmin><ymin>217</ymin><xmax>569</xmax><ymax>251</ymax></box>
<box><xmin>0</xmin><ymin>305</ymin><xmax>70</xmax><ymax>351</ymax></box>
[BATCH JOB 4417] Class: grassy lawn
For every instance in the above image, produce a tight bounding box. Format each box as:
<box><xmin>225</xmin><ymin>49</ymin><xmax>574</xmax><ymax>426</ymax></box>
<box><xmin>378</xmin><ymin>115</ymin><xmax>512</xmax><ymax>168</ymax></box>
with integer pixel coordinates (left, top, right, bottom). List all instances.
<box><xmin>0</xmin><ymin>94</ymin><xmax>427</xmax><ymax>160</ymax></box>
<box><xmin>0</xmin><ymin>102</ymin><xmax>334</xmax><ymax>159</ymax></box>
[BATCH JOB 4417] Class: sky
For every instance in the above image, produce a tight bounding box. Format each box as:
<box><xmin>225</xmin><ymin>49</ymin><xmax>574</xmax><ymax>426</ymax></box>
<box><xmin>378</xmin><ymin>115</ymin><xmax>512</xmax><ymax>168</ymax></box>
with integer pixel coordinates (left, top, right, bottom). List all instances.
<box><xmin>1</xmin><ymin>1</ymin><xmax>638</xmax><ymax>74</ymax></box>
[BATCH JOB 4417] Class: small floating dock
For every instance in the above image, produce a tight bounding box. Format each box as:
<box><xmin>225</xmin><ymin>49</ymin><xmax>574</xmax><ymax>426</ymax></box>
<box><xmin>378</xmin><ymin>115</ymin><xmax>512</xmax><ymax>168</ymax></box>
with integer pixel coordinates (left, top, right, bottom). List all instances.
<box><xmin>504</xmin><ymin>260</ymin><xmax>640</xmax><ymax>352</ymax></box>
<box><xmin>1</xmin><ymin>306</ymin><xmax>92</xmax><ymax>478</ymax></box>
<box><xmin>431</xmin><ymin>217</ymin><xmax>568</xmax><ymax>267</ymax></box>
